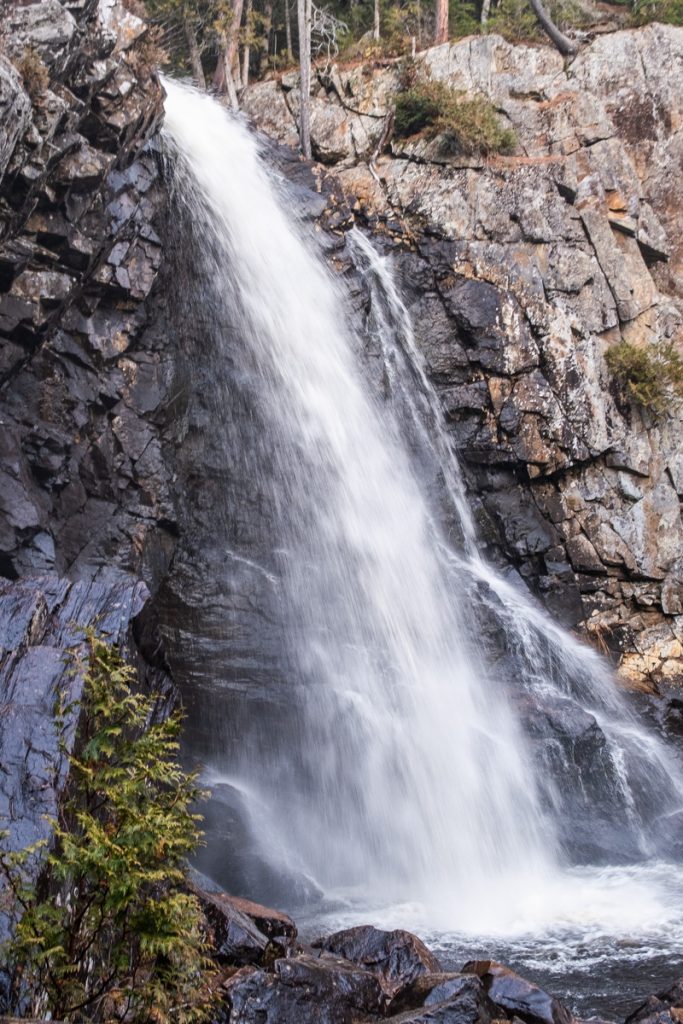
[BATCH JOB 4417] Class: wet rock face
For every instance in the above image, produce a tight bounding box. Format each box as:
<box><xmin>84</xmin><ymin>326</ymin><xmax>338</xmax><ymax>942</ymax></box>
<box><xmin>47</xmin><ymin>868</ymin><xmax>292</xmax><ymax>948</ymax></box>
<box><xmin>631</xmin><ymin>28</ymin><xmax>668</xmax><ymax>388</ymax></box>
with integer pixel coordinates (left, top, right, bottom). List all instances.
<box><xmin>243</xmin><ymin>27</ymin><xmax>683</xmax><ymax>694</ymax></box>
<box><xmin>0</xmin><ymin>1</ymin><xmax>173</xmax><ymax>587</ymax></box>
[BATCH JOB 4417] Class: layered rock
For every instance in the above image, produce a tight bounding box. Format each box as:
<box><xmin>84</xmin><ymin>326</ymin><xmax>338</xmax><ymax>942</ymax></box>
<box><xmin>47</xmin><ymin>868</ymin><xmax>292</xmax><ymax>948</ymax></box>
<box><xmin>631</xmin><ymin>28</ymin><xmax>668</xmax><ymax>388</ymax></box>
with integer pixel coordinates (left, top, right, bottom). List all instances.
<box><xmin>243</xmin><ymin>27</ymin><xmax>683</xmax><ymax>696</ymax></box>
<box><xmin>0</xmin><ymin>0</ymin><xmax>172</xmax><ymax>587</ymax></box>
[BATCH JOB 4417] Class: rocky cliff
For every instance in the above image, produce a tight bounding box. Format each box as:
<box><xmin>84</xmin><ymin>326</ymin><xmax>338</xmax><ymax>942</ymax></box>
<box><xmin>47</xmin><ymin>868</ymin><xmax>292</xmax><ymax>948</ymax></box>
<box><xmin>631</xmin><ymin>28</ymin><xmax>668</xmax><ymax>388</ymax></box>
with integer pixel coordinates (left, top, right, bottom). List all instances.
<box><xmin>0</xmin><ymin>0</ymin><xmax>178</xmax><ymax>931</ymax></box>
<box><xmin>243</xmin><ymin>27</ymin><xmax>683</xmax><ymax>699</ymax></box>
<box><xmin>0</xmin><ymin>0</ymin><xmax>172</xmax><ymax>586</ymax></box>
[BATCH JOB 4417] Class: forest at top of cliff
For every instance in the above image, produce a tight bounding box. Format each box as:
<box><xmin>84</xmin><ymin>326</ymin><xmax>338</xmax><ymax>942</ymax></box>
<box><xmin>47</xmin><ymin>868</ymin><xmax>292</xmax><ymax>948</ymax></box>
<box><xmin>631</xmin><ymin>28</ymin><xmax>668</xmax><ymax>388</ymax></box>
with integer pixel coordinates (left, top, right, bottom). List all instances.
<box><xmin>133</xmin><ymin>0</ymin><xmax>682</xmax><ymax>98</ymax></box>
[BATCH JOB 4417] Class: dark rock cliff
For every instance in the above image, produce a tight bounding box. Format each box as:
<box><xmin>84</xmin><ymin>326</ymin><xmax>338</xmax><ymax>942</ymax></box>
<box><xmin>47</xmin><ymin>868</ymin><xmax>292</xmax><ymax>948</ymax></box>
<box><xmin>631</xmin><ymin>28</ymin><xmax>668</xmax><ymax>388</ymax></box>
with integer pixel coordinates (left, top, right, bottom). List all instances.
<box><xmin>0</xmin><ymin>0</ymin><xmax>171</xmax><ymax>586</ymax></box>
<box><xmin>0</xmin><ymin>0</ymin><xmax>177</xmax><ymax>921</ymax></box>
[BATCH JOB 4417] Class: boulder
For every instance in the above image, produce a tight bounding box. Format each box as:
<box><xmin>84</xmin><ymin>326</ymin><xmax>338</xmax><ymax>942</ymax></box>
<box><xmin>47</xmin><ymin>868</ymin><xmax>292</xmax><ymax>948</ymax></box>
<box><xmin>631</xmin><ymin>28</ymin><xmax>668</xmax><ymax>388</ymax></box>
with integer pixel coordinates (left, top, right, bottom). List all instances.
<box><xmin>387</xmin><ymin>972</ymin><xmax>497</xmax><ymax>1023</ymax></box>
<box><xmin>223</xmin><ymin>952</ymin><xmax>383</xmax><ymax>1023</ymax></box>
<box><xmin>462</xmin><ymin>961</ymin><xmax>573</xmax><ymax>1024</ymax></box>
<box><xmin>314</xmin><ymin>924</ymin><xmax>442</xmax><ymax>1001</ymax></box>
<box><xmin>192</xmin><ymin>887</ymin><xmax>271</xmax><ymax>965</ymax></box>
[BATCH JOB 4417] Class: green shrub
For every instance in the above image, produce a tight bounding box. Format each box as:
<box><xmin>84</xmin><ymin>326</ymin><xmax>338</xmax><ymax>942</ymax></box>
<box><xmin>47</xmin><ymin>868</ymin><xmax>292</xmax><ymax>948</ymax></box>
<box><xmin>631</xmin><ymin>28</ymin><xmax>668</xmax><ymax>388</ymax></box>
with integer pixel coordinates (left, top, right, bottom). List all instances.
<box><xmin>486</xmin><ymin>0</ymin><xmax>542</xmax><ymax>41</ymax></box>
<box><xmin>605</xmin><ymin>340</ymin><xmax>683</xmax><ymax>414</ymax></box>
<box><xmin>394</xmin><ymin>79</ymin><xmax>516</xmax><ymax>156</ymax></box>
<box><xmin>0</xmin><ymin>634</ymin><xmax>215</xmax><ymax>1024</ymax></box>
<box><xmin>449</xmin><ymin>0</ymin><xmax>484</xmax><ymax>37</ymax></box>
<box><xmin>632</xmin><ymin>0</ymin><xmax>683</xmax><ymax>24</ymax></box>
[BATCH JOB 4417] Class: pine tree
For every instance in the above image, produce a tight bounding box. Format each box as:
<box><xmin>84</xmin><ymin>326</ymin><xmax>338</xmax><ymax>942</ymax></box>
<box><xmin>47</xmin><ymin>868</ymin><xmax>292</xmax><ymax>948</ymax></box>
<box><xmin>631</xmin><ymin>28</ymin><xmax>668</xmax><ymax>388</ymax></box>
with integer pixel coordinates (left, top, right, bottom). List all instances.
<box><xmin>0</xmin><ymin>635</ymin><xmax>215</xmax><ymax>1024</ymax></box>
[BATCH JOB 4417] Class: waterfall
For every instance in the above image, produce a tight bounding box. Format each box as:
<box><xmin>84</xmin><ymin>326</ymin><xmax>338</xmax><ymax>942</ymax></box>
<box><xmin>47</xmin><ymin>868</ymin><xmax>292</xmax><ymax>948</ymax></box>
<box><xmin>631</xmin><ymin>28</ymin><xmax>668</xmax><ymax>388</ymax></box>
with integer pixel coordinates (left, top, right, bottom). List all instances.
<box><xmin>161</xmin><ymin>80</ymin><xmax>683</xmax><ymax>937</ymax></box>
<box><xmin>350</xmin><ymin>232</ymin><xmax>683</xmax><ymax>865</ymax></box>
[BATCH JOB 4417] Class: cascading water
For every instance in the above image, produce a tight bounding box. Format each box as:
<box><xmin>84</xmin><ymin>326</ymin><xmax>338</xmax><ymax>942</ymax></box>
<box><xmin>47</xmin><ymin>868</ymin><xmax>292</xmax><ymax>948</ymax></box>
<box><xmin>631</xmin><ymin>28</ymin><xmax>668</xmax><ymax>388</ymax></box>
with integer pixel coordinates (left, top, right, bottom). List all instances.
<box><xmin>161</xmin><ymin>79</ymin><xmax>683</xmax><ymax>1011</ymax></box>
<box><xmin>350</xmin><ymin>231</ymin><xmax>683</xmax><ymax>864</ymax></box>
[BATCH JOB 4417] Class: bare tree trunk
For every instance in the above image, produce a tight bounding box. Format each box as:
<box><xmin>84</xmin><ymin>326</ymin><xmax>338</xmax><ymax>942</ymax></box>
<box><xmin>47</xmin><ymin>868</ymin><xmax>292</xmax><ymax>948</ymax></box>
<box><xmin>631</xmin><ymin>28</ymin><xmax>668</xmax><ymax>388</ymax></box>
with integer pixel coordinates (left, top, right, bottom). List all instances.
<box><xmin>285</xmin><ymin>0</ymin><xmax>292</xmax><ymax>58</ymax></box>
<box><xmin>297</xmin><ymin>0</ymin><xmax>312</xmax><ymax>159</ymax></box>
<box><xmin>233</xmin><ymin>49</ymin><xmax>243</xmax><ymax>89</ymax></box>
<box><xmin>220</xmin><ymin>0</ymin><xmax>244</xmax><ymax>97</ymax></box>
<box><xmin>480</xmin><ymin>0</ymin><xmax>491</xmax><ymax>23</ymax></box>
<box><xmin>242</xmin><ymin>0</ymin><xmax>253</xmax><ymax>88</ymax></box>
<box><xmin>213</xmin><ymin>52</ymin><xmax>227</xmax><ymax>92</ymax></box>
<box><xmin>527</xmin><ymin>0</ymin><xmax>578</xmax><ymax>54</ymax></box>
<box><xmin>373</xmin><ymin>0</ymin><xmax>380</xmax><ymax>40</ymax></box>
<box><xmin>214</xmin><ymin>28</ymin><xmax>240</xmax><ymax>108</ymax></box>
<box><xmin>434</xmin><ymin>0</ymin><xmax>448</xmax><ymax>44</ymax></box>
<box><xmin>226</xmin><ymin>0</ymin><xmax>246</xmax><ymax>76</ymax></box>
<box><xmin>183</xmin><ymin>7</ymin><xmax>206</xmax><ymax>89</ymax></box>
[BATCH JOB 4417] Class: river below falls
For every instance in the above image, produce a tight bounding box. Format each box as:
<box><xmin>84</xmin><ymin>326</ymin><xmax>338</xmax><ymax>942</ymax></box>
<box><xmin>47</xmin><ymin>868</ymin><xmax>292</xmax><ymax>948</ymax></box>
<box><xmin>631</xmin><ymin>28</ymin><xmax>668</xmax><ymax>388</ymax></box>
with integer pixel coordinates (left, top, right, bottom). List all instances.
<box><xmin>294</xmin><ymin>861</ymin><xmax>683</xmax><ymax>1019</ymax></box>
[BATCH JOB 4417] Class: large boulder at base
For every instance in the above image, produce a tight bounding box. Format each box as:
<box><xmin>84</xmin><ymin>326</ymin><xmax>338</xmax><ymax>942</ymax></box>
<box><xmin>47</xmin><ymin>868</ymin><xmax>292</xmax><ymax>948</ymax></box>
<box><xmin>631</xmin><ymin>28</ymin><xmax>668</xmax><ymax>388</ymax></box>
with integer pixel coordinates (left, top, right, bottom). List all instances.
<box><xmin>191</xmin><ymin>884</ymin><xmax>296</xmax><ymax>964</ymax></box>
<box><xmin>314</xmin><ymin>925</ymin><xmax>442</xmax><ymax>1001</ymax></box>
<box><xmin>625</xmin><ymin>979</ymin><xmax>683</xmax><ymax>1024</ymax></box>
<box><xmin>222</xmin><ymin>952</ymin><xmax>383</xmax><ymax>1023</ymax></box>
<box><xmin>463</xmin><ymin>961</ymin><xmax>573</xmax><ymax>1024</ymax></box>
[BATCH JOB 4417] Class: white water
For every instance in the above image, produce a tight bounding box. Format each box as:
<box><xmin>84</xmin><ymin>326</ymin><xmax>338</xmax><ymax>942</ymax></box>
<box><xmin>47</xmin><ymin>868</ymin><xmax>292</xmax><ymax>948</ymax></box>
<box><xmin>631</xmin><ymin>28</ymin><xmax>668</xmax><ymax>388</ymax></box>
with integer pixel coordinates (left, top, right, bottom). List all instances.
<box><xmin>351</xmin><ymin>231</ymin><xmax>683</xmax><ymax>858</ymax></box>
<box><xmin>162</xmin><ymin>79</ymin><xmax>683</xmax><ymax>957</ymax></box>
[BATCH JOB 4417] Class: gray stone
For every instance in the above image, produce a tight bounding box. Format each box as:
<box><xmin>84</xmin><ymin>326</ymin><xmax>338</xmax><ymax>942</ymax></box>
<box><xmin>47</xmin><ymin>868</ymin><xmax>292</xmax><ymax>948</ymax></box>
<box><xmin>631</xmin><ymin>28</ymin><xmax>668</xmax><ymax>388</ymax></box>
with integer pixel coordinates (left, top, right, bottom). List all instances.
<box><xmin>0</xmin><ymin>61</ymin><xmax>31</xmax><ymax>184</ymax></box>
<box><xmin>6</xmin><ymin>0</ymin><xmax>77</xmax><ymax>72</ymax></box>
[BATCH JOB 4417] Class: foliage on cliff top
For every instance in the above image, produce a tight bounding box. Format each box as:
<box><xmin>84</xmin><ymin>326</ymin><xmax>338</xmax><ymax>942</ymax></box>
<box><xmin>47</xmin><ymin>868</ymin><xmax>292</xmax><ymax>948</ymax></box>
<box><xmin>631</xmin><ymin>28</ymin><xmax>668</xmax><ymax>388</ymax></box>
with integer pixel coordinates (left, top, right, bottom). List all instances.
<box><xmin>394</xmin><ymin>77</ymin><xmax>516</xmax><ymax>155</ymax></box>
<box><xmin>484</xmin><ymin>0</ymin><xmax>592</xmax><ymax>43</ymax></box>
<box><xmin>0</xmin><ymin>634</ymin><xmax>215</xmax><ymax>1024</ymax></box>
<box><xmin>605</xmin><ymin>340</ymin><xmax>683</xmax><ymax>414</ymax></box>
<box><xmin>632</xmin><ymin>0</ymin><xmax>683</xmax><ymax>23</ymax></box>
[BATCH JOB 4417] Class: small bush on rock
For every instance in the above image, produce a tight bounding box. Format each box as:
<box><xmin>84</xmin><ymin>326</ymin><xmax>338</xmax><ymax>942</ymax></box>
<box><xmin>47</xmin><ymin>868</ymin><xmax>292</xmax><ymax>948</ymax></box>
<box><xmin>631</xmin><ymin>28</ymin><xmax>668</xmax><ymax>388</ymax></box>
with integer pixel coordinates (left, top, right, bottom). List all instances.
<box><xmin>15</xmin><ymin>48</ymin><xmax>49</xmax><ymax>102</ymax></box>
<box><xmin>127</xmin><ymin>25</ymin><xmax>171</xmax><ymax>80</ymax></box>
<box><xmin>605</xmin><ymin>340</ymin><xmax>683</xmax><ymax>414</ymax></box>
<box><xmin>394</xmin><ymin>79</ymin><xmax>516</xmax><ymax>156</ymax></box>
<box><xmin>0</xmin><ymin>634</ymin><xmax>215</xmax><ymax>1024</ymax></box>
